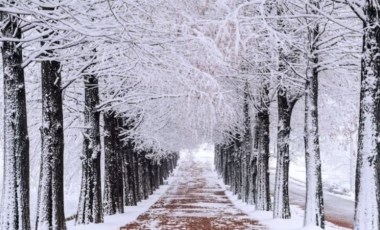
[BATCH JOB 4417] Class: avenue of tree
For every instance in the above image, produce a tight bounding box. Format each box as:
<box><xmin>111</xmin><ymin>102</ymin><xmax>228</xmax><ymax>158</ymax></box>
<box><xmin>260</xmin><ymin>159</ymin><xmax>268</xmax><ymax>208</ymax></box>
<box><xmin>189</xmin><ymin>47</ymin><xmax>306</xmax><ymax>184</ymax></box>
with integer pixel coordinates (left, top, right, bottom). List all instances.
<box><xmin>0</xmin><ymin>1</ymin><xmax>378</xmax><ymax>230</ymax></box>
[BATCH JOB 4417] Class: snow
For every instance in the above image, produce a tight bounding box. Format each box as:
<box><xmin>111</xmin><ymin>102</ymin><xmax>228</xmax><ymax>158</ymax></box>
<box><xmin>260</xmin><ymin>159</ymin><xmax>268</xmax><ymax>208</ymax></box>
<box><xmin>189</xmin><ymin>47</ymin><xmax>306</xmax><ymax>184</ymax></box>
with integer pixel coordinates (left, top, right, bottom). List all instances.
<box><xmin>67</xmin><ymin>143</ymin><xmax>352</xmax><ymax>230</ymax></box>
<box><xmin>269</xmin><ymin>160</ymin><xmax>355</xmax><ymax>202</ymax></box>
<box><xmin>195</xmin><ymin>143</ymin><xmax>349</xmax><ymax>230</ymax></box>
<box><xmin>67</xmin><ymin>158</ymin><xmax>182</xmax><ymax>230</ymax></box>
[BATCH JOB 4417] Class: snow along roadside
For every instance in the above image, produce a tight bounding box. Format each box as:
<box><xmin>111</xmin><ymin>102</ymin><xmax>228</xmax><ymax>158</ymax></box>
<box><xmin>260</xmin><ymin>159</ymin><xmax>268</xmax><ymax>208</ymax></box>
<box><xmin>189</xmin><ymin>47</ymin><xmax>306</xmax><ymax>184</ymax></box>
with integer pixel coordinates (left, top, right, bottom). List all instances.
<box><xmin>216</xmin><ymin>172</ymin><xmax>349</xmax><ymax>230</ymax></box>
<box><xmin>66</xmin><ymin>157</ymin><xmax>183</xmax><ymax>230</ymax></box>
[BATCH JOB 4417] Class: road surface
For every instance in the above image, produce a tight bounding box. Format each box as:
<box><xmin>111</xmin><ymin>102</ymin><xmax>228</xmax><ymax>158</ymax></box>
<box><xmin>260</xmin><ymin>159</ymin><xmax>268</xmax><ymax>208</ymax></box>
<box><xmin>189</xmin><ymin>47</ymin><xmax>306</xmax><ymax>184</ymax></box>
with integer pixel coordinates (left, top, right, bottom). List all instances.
<box><xmin>122</xmin><ymin>156</ymin><xmax>266</xmax><ymax>230</ymax></box>
<box><xmin>270</xmin><ymin>174</ymin><xmax>354</xmax><ymax>229</ymax></box>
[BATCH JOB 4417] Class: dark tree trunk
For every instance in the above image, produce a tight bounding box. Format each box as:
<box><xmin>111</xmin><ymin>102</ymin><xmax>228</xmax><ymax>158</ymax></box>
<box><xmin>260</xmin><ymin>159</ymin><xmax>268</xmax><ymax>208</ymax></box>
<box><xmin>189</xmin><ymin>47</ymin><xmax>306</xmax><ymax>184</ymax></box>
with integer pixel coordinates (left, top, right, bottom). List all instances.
<box><xmin>226</xmin><ymin>143</ymin><xmax>234</xmax><ymax>186</ymax></box>
<box><xmin>144</xmin><ymin>155</ymin><xmax>153</xmax><ymax>196</ymax></box>
<box><xmin>138</xmin><ymin>152</ymin><xmax>148</xmax><ymax>200</ymax></box>
<box><xmin>241</xmin><ymin>81</ymin><xmax>252</xmax><ymax>203</ymax></box>
<box><xmin>247</xmin><ymin>116</ymin><xmax>259</xmax><ymax>205</ymax></box>
<box><xmin>76</xmin><ymin>75</ymin><xmax>103</xmax><ymax>224</ymax></box>
<box><xmin>123</xmin><ymin>139</ymin><xmax>137</xmax><ymax>206</ymax></box>
<box><xmin>273</xmin><ymin>90</ymin><xmax>297</xmax><ymax>219</ymax></box>
<box><xmin>148</xmin><ymin>158</ymin><xmax>155</xmax><ymax>194</ymax></box>
<box><xmin>255</xmin><ymin>107</ymin><xmax>271</xmax><ymax>211</ymax></box>
<box><xmin>233</xmin><ymin>134</ymin><xmax>242</xmax><ymax>197</ymax></box>
<box><xmin>223</xmin><ymin>144</ymin><xmax>231</xmax><ymax>186</ymax></box>
<box><xmin>103</xmin><ymin>111</ymin><xmax>124</xmax><ymax>215</ymax></box>
<box><xmin>134</xmin><ymin>150</ymin><xmax>142</xmax><ymax>202</ymax></box>
<box><xmin>0</xmin><ymin>11</ymin><xmax>31</xmax><ymax>230</ymax></box>
<box><xmin>36</xmin><ymin>59</ymin><xmax>66</xmax><ymax>230</ymax></box>
<box><xmin>354</xmin><ymin>2</ymin><xmax>380</xmax><ymax>229</ymax></box>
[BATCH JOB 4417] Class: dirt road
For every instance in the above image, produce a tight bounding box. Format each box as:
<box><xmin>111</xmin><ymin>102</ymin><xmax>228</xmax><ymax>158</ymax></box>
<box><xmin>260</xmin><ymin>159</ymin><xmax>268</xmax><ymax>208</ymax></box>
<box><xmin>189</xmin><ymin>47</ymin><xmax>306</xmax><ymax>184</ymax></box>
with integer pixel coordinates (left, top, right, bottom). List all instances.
<box><xmin>121</xmin><ymin>157</ymin><xmax>266</xmax><ymax>230</ymax></box>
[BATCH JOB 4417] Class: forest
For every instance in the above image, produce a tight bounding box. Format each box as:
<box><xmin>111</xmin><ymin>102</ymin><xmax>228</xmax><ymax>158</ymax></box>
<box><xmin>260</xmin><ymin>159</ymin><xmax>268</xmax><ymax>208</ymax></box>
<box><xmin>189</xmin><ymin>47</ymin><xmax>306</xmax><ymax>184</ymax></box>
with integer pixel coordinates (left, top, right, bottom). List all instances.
<box><xmin>0</xmin><ymin>0</ymin><xmax>378</xmax><ymax>230</ymax></box>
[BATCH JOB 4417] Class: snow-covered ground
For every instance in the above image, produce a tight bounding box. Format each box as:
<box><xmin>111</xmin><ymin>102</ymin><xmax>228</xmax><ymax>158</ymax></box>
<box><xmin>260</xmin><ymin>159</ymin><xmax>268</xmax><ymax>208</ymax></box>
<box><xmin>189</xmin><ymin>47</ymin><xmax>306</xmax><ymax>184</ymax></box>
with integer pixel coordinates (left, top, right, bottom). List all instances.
<box><xmin>65</xmin><ymin>143</ymin><xmax>351</xmax><ymax>229</ymax></box>
<box><xmin>270</xmin><ymin>160</ymin><xmax>354</xmax><ymax>200</ymax></box>
<box><xmin>194</xmin><ymin>144</ymin><xmax>350</xmax><ymax>230</ymax></box>
<box><xmin>67</xmin><ymin>158</ymin><xmax>182</xmax><ymax>230</ymax></box>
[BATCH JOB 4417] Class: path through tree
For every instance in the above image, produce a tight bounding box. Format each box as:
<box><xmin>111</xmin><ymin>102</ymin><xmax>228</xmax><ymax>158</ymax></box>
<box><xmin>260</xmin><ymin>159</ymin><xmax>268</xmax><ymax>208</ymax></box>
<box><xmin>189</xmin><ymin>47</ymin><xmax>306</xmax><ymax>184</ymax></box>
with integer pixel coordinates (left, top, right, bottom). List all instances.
<box><xmin>121</xmin><ymin>155</ymin><xmax>266</xmax><ymax>230</ymax></box>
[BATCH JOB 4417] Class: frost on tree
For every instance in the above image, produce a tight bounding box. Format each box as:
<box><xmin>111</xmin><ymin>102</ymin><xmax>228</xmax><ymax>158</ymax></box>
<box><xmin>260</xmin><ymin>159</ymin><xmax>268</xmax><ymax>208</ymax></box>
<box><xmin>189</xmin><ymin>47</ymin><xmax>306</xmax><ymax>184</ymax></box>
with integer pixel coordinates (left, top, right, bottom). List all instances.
<box><xmin>76</xmin><ymin>75</ymin><xmax>103</xmax><ymax>224</ymax></box>
<box><xmin>302</xmin><ymin>0</ymin><xmax>325</xmax><ymax>228</ymax></box>
<box><xmin>273</xmin><ymin>0</ymin><xmax>301</xmax><ymax>219</ymax></box>
<box><xmin>354</xmin><ymin>1</ymin><xmax>380</xmax><ymax>229</ymax></box>
<box><xmin>303</xmin><ymin>7</ymin><xmax>324</xmax><ymax>227</ymax></box>
<box><xmin>0</xmin><ymin>10</ymin><xmax>30</xmax><ymax>230</ymax></box>
<box><xmin>304</xmin><ymin>68</ymin><xmax>324</xmax><ymax>228</ymax></box>
<box><xmin>36</xmin><ymin>59</ymin><xmax>66</xmax><ymax>230</ymax></box>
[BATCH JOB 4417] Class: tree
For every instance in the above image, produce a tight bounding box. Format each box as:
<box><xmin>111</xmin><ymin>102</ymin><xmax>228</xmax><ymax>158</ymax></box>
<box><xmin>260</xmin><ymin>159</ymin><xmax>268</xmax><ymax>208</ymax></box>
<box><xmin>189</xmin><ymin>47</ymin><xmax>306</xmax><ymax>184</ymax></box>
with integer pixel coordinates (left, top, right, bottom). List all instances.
<box><xmin>353</xmin><ymin>1</ymin><xmax>380</xmax><ymax>229</ymax></box>
<box><xmin>303</xmin><ymin>1</ymin><xmax>324</xmax><ymax>227</ymax></box>
<box><xmin>34</xmin><ymin>3</ymin><xmax>69</xmax><ymax>228</ymax></box>
<box><xmin>273</xmin><ymin>0</ymin><xmax>303</xmax><ymax>218</ymax></box>
<box><xmin>240</xmin><ymin>81</ymin><xmax>253</xmax><ymax>203</ymax></box>
<box><xmin>254</xmin><ymin>84</ymin><xmax>271</xmax><ymax>211</ymax></box>
<box><xmin>36</xmin><ymin>58</ymin><xmax>66</xmax><ymax>230</ymax></box>
<box><xmin>273</xmin><ymin>85</ymin><xmax>301</xmax><ymax>218</ymax></box>
<box><xmin>0</xmin><ymin>5</ymin><xmax>30</xmax><ymax>230</ymax></box>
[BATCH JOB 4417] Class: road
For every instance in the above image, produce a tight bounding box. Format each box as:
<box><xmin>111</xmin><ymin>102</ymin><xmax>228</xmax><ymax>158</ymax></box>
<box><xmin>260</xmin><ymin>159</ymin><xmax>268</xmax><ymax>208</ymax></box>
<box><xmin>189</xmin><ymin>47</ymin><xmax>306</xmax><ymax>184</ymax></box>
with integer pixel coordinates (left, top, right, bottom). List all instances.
<box><xmin>122</xmin><ymin>156</ymin><xmax>266</xmax><ymax>230</ymax></box>
<box><xmin>270</xmin><ymin>174</ymin><xmax>354</xmax><ymax>229</ymax></box>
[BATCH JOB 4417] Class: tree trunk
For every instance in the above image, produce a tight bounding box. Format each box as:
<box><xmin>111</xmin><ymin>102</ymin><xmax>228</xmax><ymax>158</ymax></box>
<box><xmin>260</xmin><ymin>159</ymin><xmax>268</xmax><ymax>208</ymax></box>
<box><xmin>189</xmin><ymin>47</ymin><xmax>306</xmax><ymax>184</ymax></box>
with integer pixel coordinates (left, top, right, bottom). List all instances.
<box><xmin>303</xmin><ymin>1</ymin><xmax>324</xmax><ymax>227</ymax></box>
<box><xmin>273</xmin><ymin>90</ymin><xmax>297</xmax><ymax>219</ymax></box>
<box><xmin>354</xmin><ymin>2</ymin><xmax>380</xmax><ymax>229</ymax></box>
<box><xmin>233</xmin><ymin>134</ymin><xmax>242</xmax><ymax>197</ymax></box>
<box><xmin>76</xmin><ymin>75</ymin><xmax>103</xmax><ymax>224</ymax></box>
<box><xmin>139</xmin><ymin>152</ymin><xmax>148</xmax><ymax>200</ymax></box>
<box><xmin>241</xmin><ymin>81</ymin><xmax>252</xmax><ymax>203</ymax></box>
<box><xmin>123</xmin><ymin>138</ymin><xmax>137</xmax><ymax>206</ymax></box>
<box><xmin>0</xmin><ymin>12</ymin><xmax>31</xmax><ymax>230</ymax></box>
<box><xmin>224</xmin><ymin>144</ymin><xmax>232</xmax><ymax>186</ymax></box>
<box><xmin>134</xmin><ymin>151</ymin><xmax>143</xmax><ymax>202</ymax></box>
<box><xmin>35</xmin><ymin>59</ymin><xmax>66</xmax><ymax>230</ymax></box>
<box><xmin>103</xmin><ymin>111</ymin><xmax>124</xmax><ymax>215</ymax></box>
<box><xmin>255</xmin><ymin>108</ymin><xmax>271</xmax><ymax>211</ymax></box>
<box><xmin>247</xmin><ymin>128</ymin><xmax>258</xmax><ymax>206</ymax></box>
<box><xmin>304</xmin><ymin>64</ymin><xmax>324</xmax><ymax>228</ymax></box>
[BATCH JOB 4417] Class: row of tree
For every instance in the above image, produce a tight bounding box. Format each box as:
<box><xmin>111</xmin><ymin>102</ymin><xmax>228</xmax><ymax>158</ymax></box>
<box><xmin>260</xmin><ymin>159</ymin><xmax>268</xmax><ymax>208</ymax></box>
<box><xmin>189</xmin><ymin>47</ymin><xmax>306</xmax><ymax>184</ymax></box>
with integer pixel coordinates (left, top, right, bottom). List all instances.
<box><xmin>0</xmin><ymin>7</ymin><xmax>180</xmax><ymax>230</ymax></box>
<box><xmin>1</xmin><ymin>0</ymin><xmax>380</xmax><ymax>230</ymax></box>
<box><xmin>213</xmin><ymin>1</ymin><xmax>380</xmax><ymax>230</ymax></box>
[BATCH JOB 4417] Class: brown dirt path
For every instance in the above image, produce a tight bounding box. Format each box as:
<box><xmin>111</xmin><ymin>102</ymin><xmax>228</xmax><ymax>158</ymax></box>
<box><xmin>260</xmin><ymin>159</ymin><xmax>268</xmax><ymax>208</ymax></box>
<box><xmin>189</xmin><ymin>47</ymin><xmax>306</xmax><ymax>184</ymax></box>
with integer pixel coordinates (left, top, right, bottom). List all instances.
<box><xmin>121</xmin><ymin>156</ymin><xmax>266</xmax><ymax>230</ymax></box>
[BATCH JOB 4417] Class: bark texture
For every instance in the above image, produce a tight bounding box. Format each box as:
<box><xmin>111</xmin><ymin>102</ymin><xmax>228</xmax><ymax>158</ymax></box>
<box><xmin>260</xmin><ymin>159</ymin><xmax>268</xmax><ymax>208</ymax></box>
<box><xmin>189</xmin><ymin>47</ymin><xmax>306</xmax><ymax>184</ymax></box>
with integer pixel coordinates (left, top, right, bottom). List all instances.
<box><xmin>123</xmin><ymin>137</ymin><xmax>137</xmax><ymax>206</ymax></box>
<box><xmin>303</xmin><ymin>1</ymin><xmax>325</xmax><ymax>228</ymax></box>
<box><xmin>36</xmin><ymin>60</ymin><xmax>66</xmax><ymax>230</ymax></box>
<box><xmin>255</xmin><ymin>107</ymin><xmax>271</xmax><ymax>211</ymax></box>
<box><xmin>273</xmin><ymin>90</ymin><xmax>297</xmax><ymax>219</ymax></box>
<box><xmin>354</xmin><ymin>1</ymin><xmax>380</xmax><ymax>229</ymax></box>
<box><xmin>76</xmin><ymin>75</ymin><xmax>103</xmax><ymax>224</ymax></box>
<box><xmin>103</xmin><ymin>112</ymin><xmax>124</xmax><ymax>215</ymax></box>
<box><xmin>0</xmin><ymin>11</ymin><xmax>31</xmax><ymax>230</ymax></box>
